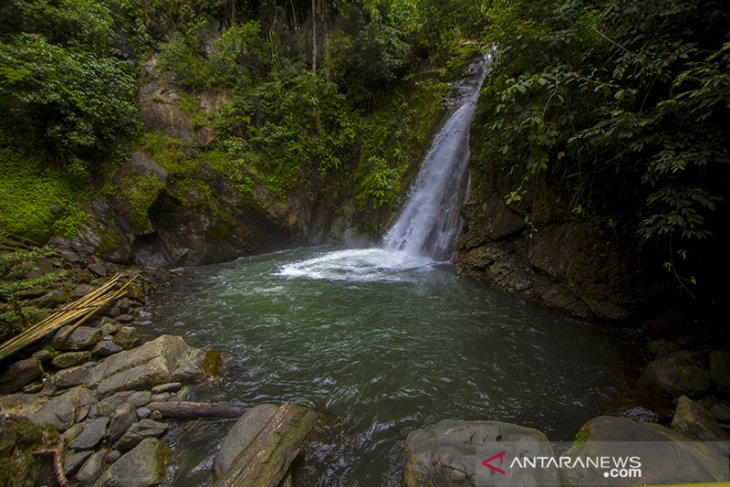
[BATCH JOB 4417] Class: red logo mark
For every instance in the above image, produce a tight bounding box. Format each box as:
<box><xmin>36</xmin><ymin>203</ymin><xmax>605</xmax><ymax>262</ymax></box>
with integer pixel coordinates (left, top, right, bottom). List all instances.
<box><xmin>482</xmin><ymin>451</ymin><xmax>507</xmax><ymax>475</ymax></box>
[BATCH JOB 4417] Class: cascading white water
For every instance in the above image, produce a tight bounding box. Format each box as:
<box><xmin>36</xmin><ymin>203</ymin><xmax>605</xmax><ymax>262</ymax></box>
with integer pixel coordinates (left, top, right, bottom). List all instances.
<box><xmin>382</xmin><ymin>55</ymin><xmax>490</xmax><ymax>260</ymax></box>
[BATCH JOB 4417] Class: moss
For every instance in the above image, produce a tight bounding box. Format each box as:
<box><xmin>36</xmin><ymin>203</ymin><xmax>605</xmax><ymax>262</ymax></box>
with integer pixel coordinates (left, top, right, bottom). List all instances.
<box><xmin>0</xmin><ymin>416</ymin><xmax>60</xmax><ymax>487</ymax></box>
<box><xmin>0</xmin><ymin>147</ymin><xmax>90</xmax><ymax>242</ymax></box>
<box><xmin>202</xmin><ymin>349</ymin><xmax>223</xmax><ymax>377</ymax></box>
<box><xmin>120</xmin><ymin>175</ymin><xmax>164</xmax><ymax>234</ymax></box>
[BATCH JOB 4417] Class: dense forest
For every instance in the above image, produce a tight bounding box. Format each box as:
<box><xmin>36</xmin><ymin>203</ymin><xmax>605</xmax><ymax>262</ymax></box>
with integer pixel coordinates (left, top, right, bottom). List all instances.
<box><xmin>1</xmin><ymin>0</ymin><xmax>729</xmax><ymax>334</ymax></box>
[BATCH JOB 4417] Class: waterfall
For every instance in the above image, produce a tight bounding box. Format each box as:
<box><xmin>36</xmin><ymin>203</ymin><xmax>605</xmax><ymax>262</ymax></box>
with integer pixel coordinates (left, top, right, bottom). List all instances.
<box><xmin>382</xmin><ymin>55</ymin><xmax>490</xmax><ymax>261</ymax></box>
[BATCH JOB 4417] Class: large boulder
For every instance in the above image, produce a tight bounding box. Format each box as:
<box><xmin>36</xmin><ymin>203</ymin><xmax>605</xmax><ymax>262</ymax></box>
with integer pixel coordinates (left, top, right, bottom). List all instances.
<box><xmin>29</xmin><ymin>386</ymin><xmax>96</xmax><ymax>430</ymax></box>
<box><xmin>639</xmin><ymin>357</ymin><xmax>709</xmax><ymax>398</ymax></box>
<box><xmin>563</xmin><ymin>416</ymin><xmax>728</xmax><ymax>486</ymax></box>
<box><xmin>710</xmin><ymin>351</ymin><xmax>730</xmax><ymax>397</ymax></box>
<box><xmin>95</xmin><ymin>438</ymin><xmax>170</xmax><ymax>487</ymax></box>
<box><xmin>212</xmin><ymin>403</ymin><xmax>279</xmax><ymax>479</ymax></box>
<box><xmin>0</xmin><ymin>415</ymin><xmax>61</xmax><ymax>487</ymax></box>
<box><xmin>670</xmin><ymin>395</ymin><xmax>727</xmax><ymax>441</ymax></box>
<box><xmin>403</xmin><ymin>419</ymin><xmax>559</xmax><ymax>487</ymax></box>
<box><xmin>0</xmin><ymin>357</ymin><xmax>41</xmax><ymax>394</ymax></box>
<box><xmin>84</xmin><ymin>335</ymin><xmax>221</xmax><ymax>397</ymax></box>
<box><xmin>52</xmin><ymin>325</ymin><xmax>102</xmax><ymax>351</ymax></box>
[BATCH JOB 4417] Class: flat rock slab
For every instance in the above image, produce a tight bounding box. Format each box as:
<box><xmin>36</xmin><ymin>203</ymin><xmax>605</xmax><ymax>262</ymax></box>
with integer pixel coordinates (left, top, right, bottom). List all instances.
<box><xmin>52</xmin><ymin>326</ymin><xmax>102</xmax><ymax>351</ymax></box>
<box><xmin>564</xmin><ymin>416</ymin><xmax>729</xmax><ymax>486</ymax></box>
<box><xmin>29</xmin><ymin>386</ymin><xmax>96</xmax><ymax>430</ymax></box>
<box><xmin>115</xmin><ymin>419</ymin><xmax>168</xmax><ymax>452</ymax></box>
<box><xmin>70</xmin><ymin>416</ymin><xmax>109</xmax><ymax>450</ymax></box>
<box><xmin>96</xmin><ymin>438</ymin><xmax>170</xmax><ymax>487</ymax></box>
<box><xmin>0</xmin><ymin>357</ymin><xmax>41</xmax><ymax>394</ymax></box>
<box><xmin>84</xmin><ymin>335</ymin><xmax>221</xmax><ymax>397</ymax></box>
<box><xmin>403</xmin><ymin>419</ymin><xmax>559</xmax><ymax>487</ymax></box>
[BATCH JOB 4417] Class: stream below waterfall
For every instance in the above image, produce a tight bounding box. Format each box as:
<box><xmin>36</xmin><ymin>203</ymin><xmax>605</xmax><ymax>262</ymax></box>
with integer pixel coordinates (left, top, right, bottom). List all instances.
<box><xmin>149</xmin><ymin>247</ymin><xmax>633</xmax><ymax>486</ymax></box>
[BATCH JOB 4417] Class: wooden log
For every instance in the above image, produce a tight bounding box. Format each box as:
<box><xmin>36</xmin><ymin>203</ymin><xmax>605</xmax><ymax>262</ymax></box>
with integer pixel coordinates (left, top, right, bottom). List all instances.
<box><xmin>146</xmin><ymin>401</ymin><xmax>245</xmax><ymax>419</ymax></box>
<box><xmin>214</xmin><ymin>402</ymin><xmax>318</xmax><ymax>487</ymax></box>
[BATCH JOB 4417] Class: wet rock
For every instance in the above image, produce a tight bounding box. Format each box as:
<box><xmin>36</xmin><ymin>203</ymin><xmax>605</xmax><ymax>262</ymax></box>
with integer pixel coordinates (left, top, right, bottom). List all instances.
<box><xmin>29</xmin><ymin>386</ymin><xmax>96</xmax><ymax>430</ymax></box>
<box><xmin>70</xmin><ymin>416</ymin><xmax>109</xmax><ymax>450</ymax></box>
<box><xmin>108</xmin><ymin>402</ymin><xmax>137</xmax><ymax>443</ymax></box>
<box><xmin>564</xmin><ymin>416</ymin><xmax>729</xmax><ymax>486</ymax></box>
<box><xmin>72</xmin><ymin>283</ymin><xmax>96</xmax><ymax>298</ymax></box>
<box><xmin>75</xmin><ymin>449</ymin><xmax>106</xmax><ymax>484</ymax></box>
<box><xmin>639</xmin><ymin>356</ymin><xmax>709</xmax><ymax>398</ymax></box>
<box><xmin>101</xmin><ymin>322</ymin><xmax>121</xmax><ymax>337</ymax></box>
<box><xmin>0</xmin><ymin>416</ymin><xmax>61</xmax><ymax>487</ymax></box>
<box><xmin>93</xmin><ymin>340</ymin><xmax>123</xmax><ymax>358</ymax></box>
<box><xmin>670</xmin><ymin>395</ymin><xmax>727</xmax><ymax>441</ymax></box>
<box><xmin>0</xmin><ymin>357</ymin><xmax>41</xmax><ymax>394</ymax></box>
<box><xmin>52</xmin><ymin>351</ymin><xmax>92</xmax><ymax>369</ymax></box>
<box><xmin>151</xmin><ymin>382</ymin><xmax>181</xmax><ymax>394</ymax></box>
<box><xmin>20</xmin><ymin>382</ymin><xmax>43</xmax><ymax>394</ymax></box>
<box><xmin>85</xmin><ymin>335</ymin><xmax>221</xmax><ymax>397</ymax></box>
<box><xmin>710</xmin><ymin>351</ymin><xmax>730</xmax><ymax>397</ymax></box>
<box><xmin>87</xmin><ymin>261</ymin><xmax>108</xmax><ymax>277</ymax></box>
<box><xmin>176</xmin><ymin>386</ymin><xmax>194</xmax><ymax>402</ymax></box>
<box><xmin>114</xmin><ymin>419</ymin><xmax>168</xmax><ymax>452</ymax></box>
<box><xmin>113</xmin><ymin>326</ymin><xmax>140</xmax><ymax>349</ymax></box>
<box><xmin>213</xmin><ymin>403</ymin><xmax>279</xmax><ymax>479</ymax></box>
<box><xmin>127</xmin><ymin>283</ymin><xmax>146</xmax><ymax>304</ymax></box>
<box><xmin>52</xmin><ymin>365</ymin><xmax>91</xmax><ymax>389</ymax></box>
<box><xmin>63</xmin><ymin>450</ymin><xmax>93</xmax><ymax>476</ymax></box>
<box><xmin>32</xmin><ymin>348</ymin><xmax>54</xmax><ymax>363</ymax></box>
<box><xmin>96</xmin><ymin>438</ymin><xmax>169</xmax><ymax>487</ymax></box>
<box><xmin>403</xmin><ymin>419</ymin><xmax>559</xmax><ymax>487</ymax></box>
<box><xmin>116</xmin><ymin>314</ymin><xmax>134</xmax><ymax>323</ymax></box>
<box><xmin>52</xmin><ymin>326</ymin><xmax>102</xmax><ymax>351</ymax></box>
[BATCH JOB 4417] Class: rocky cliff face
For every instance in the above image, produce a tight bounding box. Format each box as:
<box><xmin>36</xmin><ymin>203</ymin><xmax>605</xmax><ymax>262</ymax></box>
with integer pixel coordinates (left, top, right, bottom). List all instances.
<box><xmin>455</xmin><ymin>184</ymin><xmax>662</xmax><ymax>320</ymax></box>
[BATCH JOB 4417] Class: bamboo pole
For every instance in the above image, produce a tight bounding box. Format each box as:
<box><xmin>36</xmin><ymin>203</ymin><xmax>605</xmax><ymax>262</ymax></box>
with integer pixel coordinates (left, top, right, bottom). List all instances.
<box><xmin>0</xmin><ymin>273</ymin><xmax>138</xmax><ymax>361</ymax></box>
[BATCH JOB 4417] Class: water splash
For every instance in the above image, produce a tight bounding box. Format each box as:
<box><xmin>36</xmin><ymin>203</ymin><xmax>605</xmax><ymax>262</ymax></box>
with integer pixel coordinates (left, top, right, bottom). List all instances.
<box><xmin>382</xmin><ymin>55</ymin><xmax>491</xmax><ymax>260</ymax></box>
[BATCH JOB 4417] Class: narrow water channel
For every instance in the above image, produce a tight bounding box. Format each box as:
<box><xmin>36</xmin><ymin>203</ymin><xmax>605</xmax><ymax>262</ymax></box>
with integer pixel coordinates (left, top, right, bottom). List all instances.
<box><xmin>149</xmin><ymin>247</ymin><xmax>632</xmax><ymax>486</ymax></box>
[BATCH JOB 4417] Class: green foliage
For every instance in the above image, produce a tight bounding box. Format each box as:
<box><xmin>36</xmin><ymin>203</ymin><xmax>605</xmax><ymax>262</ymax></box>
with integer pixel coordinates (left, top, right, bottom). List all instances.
<box><xmin>475</xmin><ymin>0</ymin><xmax>730</xmax><ymax>292</ymax></box>
<box><xmin>121</xmin><ymin>175</ymin><xmax>165</xmax><ymax>234</ymax></box>
<box><xmin>0</xmin><ymin>148</ymin><xmax>88</xmax><ymax>242</ymax></box>
<box><xmin>357</xmin><ymin>156</ymin><xmax>401</xmax><ymax>209</ymax></box>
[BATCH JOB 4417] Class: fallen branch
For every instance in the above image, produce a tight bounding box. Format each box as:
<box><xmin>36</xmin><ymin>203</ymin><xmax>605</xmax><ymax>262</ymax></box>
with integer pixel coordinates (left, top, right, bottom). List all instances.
<box><xmin>146</xmin><ymin>401</ymin><xmax>245</xmax><ymax>419</ymax></box>
<box><xmin>33</xmin><ymin>442</ymin><xmax>68</xmax><ymax>487</ymax></box>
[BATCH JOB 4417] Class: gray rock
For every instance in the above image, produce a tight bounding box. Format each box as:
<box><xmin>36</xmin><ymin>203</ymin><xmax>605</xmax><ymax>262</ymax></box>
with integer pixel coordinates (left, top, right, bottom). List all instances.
<box><xmin>63</xmin><ymin>450</ymin><xmax>93</xmax><ymax>476</ymax></box>
<box><xmin>76</xmin><ymin>449</ymin><xmax>106</xmax><ymax>484</ymax></box>
<box><xmin>0</xmin><ymin>357</ymin><xmax>41</xmax><ymax>394</ymax></box>
<box><xmin>93</xmin><ymin>340</ymin><xmax>123</xmax><ymax>358</ymax></box>
<box><xmin>52</xmin><ymin>365</ymin><xmax>91</xmax><ymax>388</ymax></box>
<box><xmin>52</xmin><ymin>351</ymin><xmax>92</xmax><ymax>369</ymax></box>
<box><xmin>403</xmin><ymin>419</ymin><xmax>559</xmax><ymax>487</ymax></box>
<box><xmin>88</xmin><ymin>261</ymin><xmax>108</xmax><ymax>277</ymax></box>
<box><xmin>72</xmin><ymin>283</ymin><xmax>96</xmax><ymax>298</ymax></box>
<box><xmin>113</xmin><ymin>326</ymin><xmax>140</xmax><ymax>349</ymax></box>
<box><xmin>150</xmin><ymin>392</ymin><xmax>171</xmax><ymax>402</ymax></box>
<box><xmin>151</xmin><ymin>382</ymin><xmax>181</xmax><ymax>394</ymax></box>
<box><xmin>32</xmin><ymin>348</ymin><xmax>54</xmax><ymax>363</ymax></box>
<box><xmin>32</xmin><ymin>289</ymin><xmax>68</xmax><ymax>308</ymax></box>
<box><xmin>213</xmin><ymin>404</ymin><xmax>279</xmax><ymax>479</ymax></box>
<box><xmin>29</xmin><ymin>386</ymin><xmax>96</xmax><ymax>430</ymax></box>
<box><xmin>116</xmin><ymin>314</ymin><xmax>134</xmax><ymax>324</ymax></box>
<box><xmin>63</xmin><ymin>422</ymin><xmax>86</xmax><ymax>441</ymax></box>
<box><xmin>136</xmin><ymin>407</ymin><xmax>151</xmax><ymax>419</ymax></box>
<box><xmin>564</xmin><ymin>416</ymin><xmax>728</xmax><ymax>486</ymax></box>
<box><xmin>52</xmin><ymin>326</ymin><xmax>102</xmax><ymax>351</ymax></box>
<box><xmin>70</xmin><ymin>416</ymin><xmax>110</xmax><ymax>450</ymax></box>
<box><xmin>115</xmin><ymin>419</ymin><xmax>168</xmax><ymax>452</ymax></box>
<box><xmin>670</xmin><ymin>395</ymin><xmax>727</xmax><ymax>441</ymax></box>
<box><xmin>710</xmin><ymin>351</ymin><xmax>730</xmax><ymax>397</ymax></box>
<box><xmin>176</xmin><ymin>386</ymin><xmax>194</xmax><ymax>402</ymax></box>
<box><xmin>96</xmin><ymin>391</ymin><xmax>134</xmax><ymax>416</ymax></box>
<box><xmin>84</xmin><ymin>335</ymin><xmax>220</xmax><ymax>397</ymax></box>
<box><xmin>127</xmin><ymin>391</ymin><xmax>152</xmax><ymax>407</ymax></box>
<box><xmin>150</xmin><ymin>410</ymin><xmax>162</xmax><ymax>420</ymax></box>
<box><xmin>96</xmin><ymin>438</ymin><xmax>169</xmax><ymax>487</ymax></box>
<box><xmin>20</xmin><ymin>382</ymin><xmax>43</xmax><ymax>394</ymax></box>
<box><xmin>104</xmin><ymin>450</ymin><xmax>122</xmax><ymax>464</ymax></box>
<box><xmin>640</xmin><ymin>357</ymin><xmax>709</xmax><ymax>398</ymax></box>
<box><xmin>108</xmin><ymin>402</ymin><xmax>137</xmax><ymax>443</ymax></box>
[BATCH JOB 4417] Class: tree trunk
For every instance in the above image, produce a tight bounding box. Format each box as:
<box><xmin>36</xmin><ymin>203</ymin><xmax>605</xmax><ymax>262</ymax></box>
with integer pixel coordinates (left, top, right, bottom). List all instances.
<box><xmin>146</xmin><ymin>401</ymin><xmax>245</xmax><ymax>419</ymax></box>
<box><xmin>214</xmin><ymin>402</ymin><xmax>318</xmax><ymax>487</ymax></box>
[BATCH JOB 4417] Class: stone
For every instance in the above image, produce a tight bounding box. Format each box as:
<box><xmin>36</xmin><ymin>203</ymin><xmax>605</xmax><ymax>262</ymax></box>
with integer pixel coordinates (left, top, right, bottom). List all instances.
<box><xmin>70</xmin><ymin>416</ymin><xmax>110</xmax><ymax>450</ymax></box>
<box><xmin>93</xmin><ymin>340</ymin><xmax>123</xmax><ymax>358</ymax></box>
<box><xmin>0</xmin><ymin>357</ymin><xmax>41</xmax><ymax>394</ymax></box>
<box><xmin>96</xmin><ymin>391</ymin><xmax>134</xmax><ymax>416</ymax></box>
<box><xmin>108</xmin><ymin>402</ymin><xmax>137</xmax><ymax>443</ymax></box>
<box><xmin>32</xmin><ymin>348</ymin><xmax>54</xmax><ymax>363</ymax></box>
<box><xmin>52</xmin><ymin>365</ymin><xmax>91</xmax><ymax>388</ymax></box>
<box><xmin>150</xmin><ymin>410</ymin><xmax>162</xmax><ymax>420</ymax></box>
<box><xmin>113</xmin><ymin>326</ymin><xmax>140</xmax><ymax>349</ymax></box>
<box><xmin>85</xmin><ymin>335</ymin><xmax>221</xmax><ymax>397</ymax></box>
<box><xmin>31</xmin><ymin>289</ymin><xmax>68</xmax><ymax>308</ymax></box>
<box><xmin>150</xmin><ymin>392</ymin><xmax>171</xmax><ymax>402</ymax></box>
<box><xmin>710</xmin><ymin>351</ymin><xmax>730</xmax><ymax>397</ymax></box>
<box><xmin>114</xmin><ymin>419</ymin><xmax>168</xmax><ymax>452</ymax></box>
<box><xmin>101</xmin><ymin>322</ymin><xmax>121</xmax><ymax>336</ymax></box>
<box><xmin>710</xmin><ymin>402</ymin><xmax>730</xmax><ymax>423</ymax></box>
<box><xmin>176</xmin><ymin>386</ymin><xmax>194</xmax><ymax>402</ymax></box>
<box><xmin>116</xmin><ymin>314</ymin><xmax>134</xmax><ymax>323</ymax></box>
<box><xmin>75</xmin><ymin>449</ymin><xmax>106</xmax><ymax>484</ymax></box>
<box><xmin>63</xmin><ymin>450</ymin><xmax>93</xmax><ymax>476</ymax></box>
<box><xmin>564</xmin><ymin>416</ymin><xmax>729</xmax><ymax>486</ymax></box>
<box><xmin>670</xmin><ymin>395</ymin><xmax>727</xmax><ymax>441</ymax></box>
<box><xmin>647</xmin><ymin>339</ymin><xmax>681</xmax><ymax>358</ymax></box>
<box><xmin>29</xmin><ymin>386</ymin><xmax>96</xmax><ymax>430</ymax></box>
<box><xmin>639</xmin><ymin>357</ymin><xmax>710</xmax><ymax>398</ymax></box>
<box><xmin>403</xmin><ymin>419</ymin><xmax>559</xmax><ymax>487</ymax></box>
<box><xmin>96</xmin><ymin>438</ymin><xmax>169</xmax><ymax>487</ymax></box>
<box><xmin>87</xmin><ymin>261</ymin><xmax>108</xmax><ymax>277</ymax></box>
<box><xmin>0</xmin><ymin>416</ymin><xmax>61</xmax><ymax>487</ymax></box>
<box><xmin>52</xmin><ymin>351</ymin><xmax>92</xmax><ymax>369</ymax></box>
<box><xmin>52</xmin><ymin>326</ymin><xmax>102</xmax><ymax>351</ymax></box>
<box><xmin>151</xmin><ymin>382</ymin><xmax>181</xmax><ymax>394</ymax></box>
<box><xmin>136</xmin><ymin>407</ymin><xmax>151</xmax><ymax>419</ymax></box>
<box><xmin>63</xmin><ymin>422</ymin><xmax>85</xmax><ymax>441</ymax></box>
<box><xmin>127</xmin><ymin>391</ymin><xmax>152</xmax><ymax>407</ymax></box>
<box><xmin>104</xmin><ymin>450</ymin><xmax>122</xmax><ymax>464</ymax></box>
<box><xmin>213</xmin><ymin>404</ymin><xmax>279</xmax><ymax>479</ymax></box>
<box><xmin>72</xmin><ymin>283</ymin><xmax>96</xmax><ymax>298</ymax></box>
